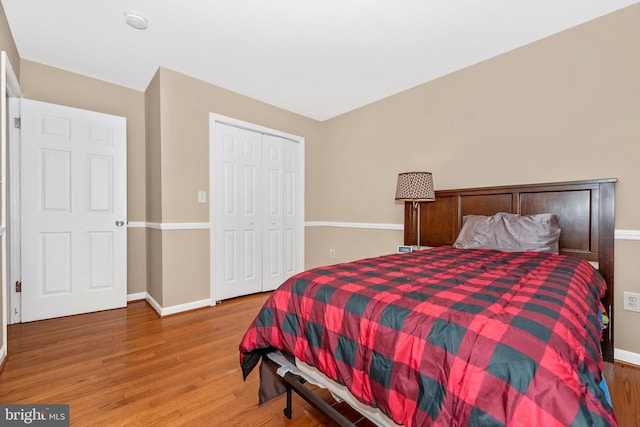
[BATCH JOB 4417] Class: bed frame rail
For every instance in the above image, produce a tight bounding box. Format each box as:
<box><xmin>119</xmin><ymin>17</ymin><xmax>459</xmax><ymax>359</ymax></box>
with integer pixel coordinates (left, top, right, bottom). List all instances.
<box><xmin>263</xmin><ymin>356</ymin><xmax>356</xmax><ymax>426</ymax></box>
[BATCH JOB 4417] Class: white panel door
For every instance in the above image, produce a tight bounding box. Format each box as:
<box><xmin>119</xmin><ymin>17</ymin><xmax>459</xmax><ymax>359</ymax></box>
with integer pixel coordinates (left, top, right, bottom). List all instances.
<box><xmin>282</xmin><ymin>139</ymin><xmax>301</xmax><ymax>282</ymax></box>
<box><xmin>214</xmin><ymin>123</ymin><xmax>262</xmax><ymax>300</ymax></box>
<box><xmin>20</xmin><ymin>99</ymin><xmax>127</xmax><ymax>322</ymax></box>
<box><xmin>261</xmin><ymin>136</ymin><xmax>301</xmax><ymax>290</ymax></box>
<box><xmin>262</xmin><ymin>135</ymin><xmax>283</xmax><ymax>291</ymax></box>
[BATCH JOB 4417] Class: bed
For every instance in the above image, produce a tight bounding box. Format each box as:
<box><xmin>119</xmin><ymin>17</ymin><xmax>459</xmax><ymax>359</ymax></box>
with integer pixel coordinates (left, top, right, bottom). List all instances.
<box><xmin>239</xmin><ymin>178</ymin><xmax>617</xmax><ymax>426</ymax></box>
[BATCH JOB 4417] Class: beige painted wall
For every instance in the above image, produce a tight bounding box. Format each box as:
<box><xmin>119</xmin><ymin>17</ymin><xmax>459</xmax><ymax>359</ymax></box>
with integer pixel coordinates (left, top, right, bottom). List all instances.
<box><xmin>20</xmin><ymin>60</ymin><xmax>147</xmax><ymax>221</ymax></box>
<box><xmin>0</xmin><ymin>3</ymin><xmax>19</xmax><ymax>77</ymax></box>
<box><xmin>149</xmin><ymin>67</ymin><xmax>323</xmax><ymax>306</ymax></box>
<box><xmin>145</xmin><ymin>70</ymin><xmax>162</xmax><ymax>224</ymax></box>
<box><xmin>145</xmin><ymin>70</ymin><xmax>162</xmax><ymax>303</ymax></box>
<box><xmin>154</xmin><ymin>67</ymin><xmax>325</xmax><ymax>222</ymax></box>
<box><xmin>313</xmin><ymin>4</ymin><xmax>640</xmax><ymax>354</ymax></box>
<box><xmin>320</xmin><ymin>5</ymin><xmax>639</xmax><ymax>225</ymax></box>
<box><xmin>146</xmin><ymin>229</ymin><xmax>163</xmax><ymax>304</ymax></box>
<box><xmin>305</xmin><ymin>227</ymin><xmax>404</xmax><ymax>267</ymax></box>
<box><xmin>19</xmin><ymin>60</ymin><xmax>148</xmax><ymax>294</ymax></box>
<box><xmin>161</xmin><ymin>230</ymin><xmax>210</xmax><ymax>305</ymax></box>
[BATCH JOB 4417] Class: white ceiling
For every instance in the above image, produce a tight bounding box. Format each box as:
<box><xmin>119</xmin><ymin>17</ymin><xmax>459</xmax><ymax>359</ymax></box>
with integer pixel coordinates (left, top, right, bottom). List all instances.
<box><xmin>2</xmin><ymin>0</ymin><xmax>637</xmax><ymax>121</ymax></box>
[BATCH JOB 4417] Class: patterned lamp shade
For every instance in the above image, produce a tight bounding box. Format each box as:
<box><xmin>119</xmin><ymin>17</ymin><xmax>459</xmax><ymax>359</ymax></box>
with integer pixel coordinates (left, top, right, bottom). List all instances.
<box><xmin>395</xmin><ymin>172</ymin><xmax>435</xmax><ymax>201</ymax></box>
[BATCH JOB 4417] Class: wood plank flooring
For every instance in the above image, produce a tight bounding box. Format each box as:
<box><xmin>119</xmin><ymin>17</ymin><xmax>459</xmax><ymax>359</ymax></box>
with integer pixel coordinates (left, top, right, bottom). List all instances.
<box><xmin>0</xmin><ymin>293</ymin><xmax>638</xmax><ymax>426</ymax></box>
<box><xmin>603</xmin><ymin>360</ymin><xmax>640</xmax><ymax>427</ymax></box>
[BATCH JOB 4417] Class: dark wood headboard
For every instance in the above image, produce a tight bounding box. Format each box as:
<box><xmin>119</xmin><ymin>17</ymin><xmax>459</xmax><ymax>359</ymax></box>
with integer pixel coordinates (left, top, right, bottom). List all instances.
<box><xmin>403</xmin><ymin>178</ymin><xmax>617</xmax><ymax>362</ymax></box>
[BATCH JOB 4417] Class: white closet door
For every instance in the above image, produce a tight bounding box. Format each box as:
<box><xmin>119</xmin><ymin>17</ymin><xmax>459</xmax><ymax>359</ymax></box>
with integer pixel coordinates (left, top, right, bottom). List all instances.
<box><xmin>262</xmin><ymin>135</ymin><xmax>283</xmax><ymax>291</ymax></box>
<box><xmin>262</xmin><ymin>136</ymin><xmax>301</xmax><ymax>291</ymax></box>
<box><xmin>214</xmin><ymin>123</ymin><xmax>262</xmax><ymax>300</ymax></box>
<box><xmin>282</xmin><ymin>138</ymin><xmax>301</xmax><ymax>282</ymax></box>
<box><xmin>212</xmin><ymin>118</ymin><xmax>302</xmax><ymax>301</ymax></box>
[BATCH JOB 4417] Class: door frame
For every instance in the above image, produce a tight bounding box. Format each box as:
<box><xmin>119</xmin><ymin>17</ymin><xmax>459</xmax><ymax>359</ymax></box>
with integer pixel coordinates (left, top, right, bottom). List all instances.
<box><xmin>208</xmin><ymin>113</ymin><xmax>305</xmax><ymax>305</ymax></box>
<box><xmin>2</xmin><ymin>51</ymin><xmax>22</xmax><ymax>359</ymax></box>
<box><xmin>6</xmin><ymin>60</ymin><xmax>21</xmax><ymax>326</ymax></box>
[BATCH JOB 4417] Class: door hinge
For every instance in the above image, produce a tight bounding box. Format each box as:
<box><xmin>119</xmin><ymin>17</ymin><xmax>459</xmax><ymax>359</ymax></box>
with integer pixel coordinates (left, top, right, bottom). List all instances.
<box><xmin>13</xmin><ymin>117</ymin><xmax>21</xmax><ymax>129</ymax></box>
<box><xmin>15</xmin><ymin>281</ymin><xmax>21</xmax><ymax>292</ymax></box>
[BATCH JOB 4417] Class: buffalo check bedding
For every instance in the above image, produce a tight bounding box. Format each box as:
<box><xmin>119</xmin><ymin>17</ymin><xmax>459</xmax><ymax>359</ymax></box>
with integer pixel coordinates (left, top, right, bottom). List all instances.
<box><xmin>239</xmin><ymin>246</ymin><xmax>616</xmax><ymax>426</ymax></box>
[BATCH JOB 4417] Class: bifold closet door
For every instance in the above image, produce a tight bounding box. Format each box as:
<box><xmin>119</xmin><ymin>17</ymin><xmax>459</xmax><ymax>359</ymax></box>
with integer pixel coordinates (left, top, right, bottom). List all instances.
<box><xmin>262</xmin><ymin>136</ymin><xmax>300</xmax><ymax>291</ymax></box>
<box><xmin>214</xmin><ymin>124</ymin><xmax>263</xmax><ymax>300</ymax></box>
<box><xmin>214</xmin><ymin>123</ymin><xmax>301</xmax><ymax>300</ymax></box>
<box><xmin>262</xmin><ymin>135</ymin><xmax>283</xmax><ymax>291</ymax></box>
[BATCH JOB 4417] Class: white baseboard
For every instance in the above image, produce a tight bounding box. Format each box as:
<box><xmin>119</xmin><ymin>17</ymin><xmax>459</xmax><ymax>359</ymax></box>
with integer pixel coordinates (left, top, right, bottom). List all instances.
<box><xmin>156</xmin><ymin>298</ymin><xmax>211</xmax><ymax>316</ymax></box>
<box><xmin>137</xmin><ymin>292</ymin><xmax>211</xmax><ymax>317</ymax></box>
<box><xmin>614</xmin><ymin>348</ymin><xmax>640</xmax><ymax>366</ymax></box>
<box><xmin>144</xmin><ymin>293</ymin><xmax>163</xmax><ymax>315</ymax></box>
<box><xmin>0</xmin><ymin>344</ymin><xmax>6</xmax><ymax>367</ymax></box>
<box><xmin>127</xmin><ymin>292</ymin><xmax>146</xmax><ymax>302</ymax></box>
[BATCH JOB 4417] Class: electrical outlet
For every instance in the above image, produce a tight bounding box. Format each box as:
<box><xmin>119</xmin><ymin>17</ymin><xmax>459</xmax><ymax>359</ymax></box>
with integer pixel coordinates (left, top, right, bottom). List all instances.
<box><xmin>623</xmin><ymin>292</ymin><xmax>640</xmax><ymax>313</ymax></box>
<box><xmin>329</xmin><ymin>249</ymin><xmax>336</xmax><ymax>259</ymax></box>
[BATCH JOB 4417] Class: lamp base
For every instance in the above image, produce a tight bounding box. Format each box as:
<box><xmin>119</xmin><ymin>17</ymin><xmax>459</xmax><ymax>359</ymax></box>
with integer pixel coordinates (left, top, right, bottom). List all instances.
<box><xmin>416</xmin><ymin>202</ymin><xmax>422</xmax><ymax>250</ymax></box>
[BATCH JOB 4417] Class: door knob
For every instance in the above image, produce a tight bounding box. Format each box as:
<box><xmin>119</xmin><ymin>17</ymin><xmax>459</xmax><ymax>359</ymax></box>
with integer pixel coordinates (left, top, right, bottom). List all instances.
<box><xmin>115</xmin><ymin>220</ymin><xmax>125</xmax><ymax>227</ymax></box>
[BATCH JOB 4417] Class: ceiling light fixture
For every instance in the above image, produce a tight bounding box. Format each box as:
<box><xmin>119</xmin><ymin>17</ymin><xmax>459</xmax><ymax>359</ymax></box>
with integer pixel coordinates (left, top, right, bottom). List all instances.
<box><xmin>124</xmin><ymin>10</ymin><xmax>148</xmax><ymax>30</ymax></box>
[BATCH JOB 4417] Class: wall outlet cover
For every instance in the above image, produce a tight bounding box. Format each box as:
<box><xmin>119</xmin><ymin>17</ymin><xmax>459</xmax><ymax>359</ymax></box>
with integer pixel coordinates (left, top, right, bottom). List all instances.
<box><xmin>623</xmin><ymin>291</ymin><xmax>640</xmax><ymax>313</ymax></box>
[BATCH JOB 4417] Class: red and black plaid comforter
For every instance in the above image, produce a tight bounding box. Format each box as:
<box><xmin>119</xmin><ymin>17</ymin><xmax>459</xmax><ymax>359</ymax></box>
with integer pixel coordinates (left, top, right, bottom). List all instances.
<box><xmin>239</xmin><ymin>246</ymin><xmax>616</xmax><ymax>426</ymax></box>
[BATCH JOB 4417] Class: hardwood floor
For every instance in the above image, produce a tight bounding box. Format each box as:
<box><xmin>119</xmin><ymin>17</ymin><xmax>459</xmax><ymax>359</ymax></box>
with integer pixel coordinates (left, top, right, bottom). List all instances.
<box><xmin>0</xmin><ymin>294</ymin><xmax>638</xmax><ymax>426</ymax></box>
<box><xmin>604</xmin><ymin>360</ymin><xmax>640</xmax><ymax>427</ymax></box>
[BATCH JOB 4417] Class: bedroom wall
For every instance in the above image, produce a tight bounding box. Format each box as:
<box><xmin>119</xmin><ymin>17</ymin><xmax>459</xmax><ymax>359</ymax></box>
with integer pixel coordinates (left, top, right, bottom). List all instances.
<box><xmin>312</xmin><ymin>4</ymin><xmax>640</xmax><ymax>356</ymax></box>
<box><xmin>0</xmin><ymin>3</ymin><xmax>19</xmax><ymax>77</ymax></box>
<box><xmin>146</xmin><ymin>67</ymin><xmax>323</xmax><ymax>307</ymax></box>
<box><xmin>6</xmin><ymin>60</ymin><xmax>325</xmax><ymax>311</ymax></box>
<box><xmin>2</xmin><ymin>1</ymin><xmax>638</xmax><ymax>359</ymax></box>
<box><xmin>18</xmin><ymin>60</ymin><xmax>148</xmax><ymax>296</ymax></box>
<box><xmin>145</xmin><ymin>70</ymin><xmax>162</xmax><ymax>304</ymax></box>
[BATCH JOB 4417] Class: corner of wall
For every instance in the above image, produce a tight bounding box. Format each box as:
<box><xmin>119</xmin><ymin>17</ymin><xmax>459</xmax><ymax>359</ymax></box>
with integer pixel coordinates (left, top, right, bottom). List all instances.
<box><xmin>0</xmin><ymin>2</ymin><xmax>20</xmax><ymax>78</ymax></box>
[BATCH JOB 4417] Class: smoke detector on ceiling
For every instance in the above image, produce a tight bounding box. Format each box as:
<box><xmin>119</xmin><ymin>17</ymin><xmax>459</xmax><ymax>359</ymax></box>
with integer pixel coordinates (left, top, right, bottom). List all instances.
<box><xmin>124</xmin><ymin>10</ymin><xmax>148</xmax><ymax>30</ymax></box>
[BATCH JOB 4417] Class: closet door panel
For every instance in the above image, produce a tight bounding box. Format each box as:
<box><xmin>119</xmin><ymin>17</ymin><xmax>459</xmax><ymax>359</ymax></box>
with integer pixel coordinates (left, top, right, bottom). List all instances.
<box><xmin>262</xmin><ymin>135</ymin><xmax>284</xmax><ymax>291</ymax></box>
<box><xmin>214</xmin><ymin>124</ymin><xmax>262</xmax><ymax>300</ymax></box>
<box><xmin>213</xmin><ymin>119</ymin><xmax>302</xmax><ymax>300</ymax></box>
<box><xmin>282</xmin><ymin>139</ymin><xmax>300</xmax><ymax>280</ymax></box>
